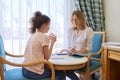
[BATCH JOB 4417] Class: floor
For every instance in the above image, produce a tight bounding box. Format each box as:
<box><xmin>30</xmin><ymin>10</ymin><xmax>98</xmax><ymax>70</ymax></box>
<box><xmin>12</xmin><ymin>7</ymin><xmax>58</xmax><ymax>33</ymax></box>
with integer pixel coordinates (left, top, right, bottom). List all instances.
<box><xmin>66</xmin><ymin>72</ymin><xmax>100</xmax><ymax>80</ymax></box>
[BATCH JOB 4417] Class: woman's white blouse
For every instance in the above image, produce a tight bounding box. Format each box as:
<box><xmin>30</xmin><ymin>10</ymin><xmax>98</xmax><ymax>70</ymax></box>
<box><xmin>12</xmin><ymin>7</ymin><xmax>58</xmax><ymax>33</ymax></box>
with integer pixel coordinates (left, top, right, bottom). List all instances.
<box><xmin>67</xmin><ymin>27</ymin><xmax>93</xmax><ymax>52</ymax></box>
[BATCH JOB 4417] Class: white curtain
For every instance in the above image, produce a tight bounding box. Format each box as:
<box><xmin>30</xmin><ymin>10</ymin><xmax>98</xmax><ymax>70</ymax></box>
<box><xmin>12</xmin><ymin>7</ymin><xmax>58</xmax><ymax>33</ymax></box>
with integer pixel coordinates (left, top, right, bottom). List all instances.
<box><xmin>0</xmin><ymin>0</ymin><xmax>75</xmax><ymax>55</ymax></box>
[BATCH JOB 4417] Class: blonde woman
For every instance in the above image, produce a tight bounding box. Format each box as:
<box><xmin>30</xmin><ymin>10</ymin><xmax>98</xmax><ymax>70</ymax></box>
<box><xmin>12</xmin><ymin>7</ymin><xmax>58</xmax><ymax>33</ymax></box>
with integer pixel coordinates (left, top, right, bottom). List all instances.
<box><xmin>62</xmin><ymin>10</ymin><xmax>93</xmax><ymax>55</ymax></box>
<box><xmin>60</xmin><ymin>10</ymin><xmax>93</xmax><ymax>80</ymax></box>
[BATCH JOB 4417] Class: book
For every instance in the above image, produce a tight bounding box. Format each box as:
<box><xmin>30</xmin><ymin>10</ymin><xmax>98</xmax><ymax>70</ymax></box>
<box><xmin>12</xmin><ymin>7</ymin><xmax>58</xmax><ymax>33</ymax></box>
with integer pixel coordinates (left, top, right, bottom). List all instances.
<box><xmin>71</xmin><ymin>53</ymin><xmax>87</xmax><ymax>58</ymax></box>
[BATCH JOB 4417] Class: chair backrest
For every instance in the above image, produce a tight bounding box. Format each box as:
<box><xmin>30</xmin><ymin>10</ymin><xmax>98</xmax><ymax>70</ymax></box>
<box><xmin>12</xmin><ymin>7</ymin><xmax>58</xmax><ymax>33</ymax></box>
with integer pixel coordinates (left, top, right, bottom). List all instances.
<box><xmin>90</xmin><ymin>32</ymin><xmax>105</xmax><ymax>58</ymax></box>
<box><xmin>0</xmin><ymin>35</ymin><xmax>55</xmax><ymax>80</ymax></box>
<box><xmin>0</xmin><ymin>35</ymin><xmax>6</xmax><ymax>70</ymax></box>
<box><xmin>0</xmin><ymin>56</ymin><xmax>55</xmax><ymax>80</ymax></box>
<box><xmin>0</xmin><ymin>35</ymin><xmax>6</xmax><ymax>58</ymax></box>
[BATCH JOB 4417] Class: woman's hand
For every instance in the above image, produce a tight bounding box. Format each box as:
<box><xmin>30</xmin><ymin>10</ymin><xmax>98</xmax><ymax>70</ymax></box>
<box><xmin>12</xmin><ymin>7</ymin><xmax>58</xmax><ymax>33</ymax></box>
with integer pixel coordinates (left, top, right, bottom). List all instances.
<box><xmin>70</xmin><ymin>48</ymin><xmax>87</xmax><ymax>54</ymax></box>
<box><xmin>49</xmin><ymin>33</ymin><xmax>56</xmax><ymax>43</ymax></box>
<box><xmin>70</xmin><ymin>48</ymin><xmax>78</xmax><ymax>53</ymax></box>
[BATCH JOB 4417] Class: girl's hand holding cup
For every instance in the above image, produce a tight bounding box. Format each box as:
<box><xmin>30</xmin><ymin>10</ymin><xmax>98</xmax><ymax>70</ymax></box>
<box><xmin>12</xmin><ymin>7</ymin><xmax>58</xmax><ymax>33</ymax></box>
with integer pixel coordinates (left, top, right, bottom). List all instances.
<box><xmin>49</xmin><ymin>33</ymin><xmax>56</xmax><ymax>43</ymax></box>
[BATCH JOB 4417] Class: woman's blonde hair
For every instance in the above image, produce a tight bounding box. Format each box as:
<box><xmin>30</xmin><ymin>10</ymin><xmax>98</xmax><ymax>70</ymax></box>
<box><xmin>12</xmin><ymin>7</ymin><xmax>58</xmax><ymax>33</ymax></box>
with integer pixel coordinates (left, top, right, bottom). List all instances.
<box><xmin>71</xmin><ymin>10</ymin><xmax>86</xmax><ymax>30</ymax></box>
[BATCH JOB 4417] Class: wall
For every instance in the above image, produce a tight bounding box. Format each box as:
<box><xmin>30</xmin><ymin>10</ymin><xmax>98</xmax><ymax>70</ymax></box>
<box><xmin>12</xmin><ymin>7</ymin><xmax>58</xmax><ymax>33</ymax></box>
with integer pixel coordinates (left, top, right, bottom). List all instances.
<box><xmin>104</xmin><ymin>0</ymin><xmax>120</xmax><ymax>42</ymax></box>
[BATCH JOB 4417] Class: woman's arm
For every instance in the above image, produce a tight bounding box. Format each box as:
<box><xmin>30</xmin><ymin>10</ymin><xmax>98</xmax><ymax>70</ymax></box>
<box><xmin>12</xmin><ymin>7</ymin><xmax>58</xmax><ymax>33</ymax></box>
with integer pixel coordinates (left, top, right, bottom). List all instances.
<box><xmin>86</xmin><ymin>28</ymin><xmax>93</xmax><ymax>52</ymax></box>
<box><xmin>70</xmin><ymin>48</ymin><xmax>87</xmax><ymax>54</ymax></box>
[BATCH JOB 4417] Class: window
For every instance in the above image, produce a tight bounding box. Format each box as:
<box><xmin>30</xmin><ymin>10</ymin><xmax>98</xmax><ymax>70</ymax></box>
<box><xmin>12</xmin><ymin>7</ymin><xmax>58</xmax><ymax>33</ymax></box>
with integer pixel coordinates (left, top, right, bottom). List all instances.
<box><xmin>0</xmin><ymin>0</ymin><xmax>75</xmax><ymax>55</ymax></box>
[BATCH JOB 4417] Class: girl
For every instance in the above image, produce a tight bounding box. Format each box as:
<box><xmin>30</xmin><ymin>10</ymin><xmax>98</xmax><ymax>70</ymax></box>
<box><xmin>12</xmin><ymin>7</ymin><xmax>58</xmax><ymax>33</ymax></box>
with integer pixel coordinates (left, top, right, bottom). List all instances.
<box><xmin>22</xmin><ymin>11</ymin><xmax>65</xmax><ymax>80</ymax></box>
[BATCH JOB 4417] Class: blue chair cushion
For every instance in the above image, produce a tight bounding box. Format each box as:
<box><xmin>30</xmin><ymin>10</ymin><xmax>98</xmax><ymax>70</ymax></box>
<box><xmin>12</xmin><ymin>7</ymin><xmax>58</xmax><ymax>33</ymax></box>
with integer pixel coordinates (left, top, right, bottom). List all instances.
<box><xmin>90</xmin><ymin>34</ymin><xmax>103</xmax><ymax>58</ymax></box>
<box><xmin>5</xmin><ymin>68</ymin><xmax>51</xmax><ymax>80</ymax></box>
<box><xmin>78</xmin><ymin>60</ymin><xmax>102</xmax><ymax>72</ymax></box>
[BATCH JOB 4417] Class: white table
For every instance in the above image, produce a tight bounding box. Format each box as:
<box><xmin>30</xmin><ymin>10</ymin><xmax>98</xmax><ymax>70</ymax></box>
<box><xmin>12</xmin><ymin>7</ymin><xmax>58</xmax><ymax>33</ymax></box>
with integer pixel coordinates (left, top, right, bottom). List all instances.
<box><xmin>49</xmin><ymin>54</ymin><xmax>88</xmax><ymax>70</ymax></box>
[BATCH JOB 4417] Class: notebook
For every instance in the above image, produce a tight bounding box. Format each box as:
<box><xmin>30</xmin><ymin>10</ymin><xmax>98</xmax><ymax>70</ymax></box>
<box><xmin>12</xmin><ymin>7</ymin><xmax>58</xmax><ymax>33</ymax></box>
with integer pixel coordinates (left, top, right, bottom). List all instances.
<box><xmin>71</xmin><ymin>53</ymin><xmax>87</xmax><ymax>58</ymax></box>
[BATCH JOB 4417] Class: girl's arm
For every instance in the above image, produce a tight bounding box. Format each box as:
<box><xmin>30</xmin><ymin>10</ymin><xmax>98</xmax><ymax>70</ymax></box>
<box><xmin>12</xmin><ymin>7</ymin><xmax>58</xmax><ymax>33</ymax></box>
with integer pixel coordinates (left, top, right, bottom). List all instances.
<box><xmin>43</xmin><ymin>34</ymin><xmax>56</xmax><ymax>60</ymax></box>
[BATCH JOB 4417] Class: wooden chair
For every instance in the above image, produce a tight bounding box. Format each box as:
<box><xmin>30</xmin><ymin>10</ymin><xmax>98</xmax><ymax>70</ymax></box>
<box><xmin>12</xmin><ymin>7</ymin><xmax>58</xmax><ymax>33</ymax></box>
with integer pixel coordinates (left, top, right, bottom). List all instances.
<box><xmin>76</xmin><ymin>32</ymin><xmax>106</xmax><ymax>80</ymax></box>
<box><xmin>0</xmin><ymin>35</ymin><xmax>55</xmax><ymax>80</ymax></box>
